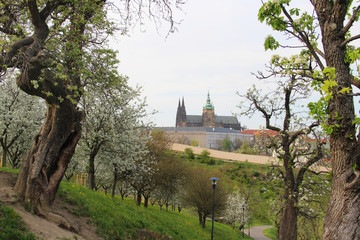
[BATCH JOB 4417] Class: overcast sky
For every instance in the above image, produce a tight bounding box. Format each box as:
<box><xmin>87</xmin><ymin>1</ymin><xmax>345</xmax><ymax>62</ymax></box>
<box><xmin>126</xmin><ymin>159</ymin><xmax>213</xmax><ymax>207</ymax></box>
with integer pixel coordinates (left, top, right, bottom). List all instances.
<box><xmin>111</xmin><ymin>0</ymin><xmax>308</xmax><ymax>129</ymax></box>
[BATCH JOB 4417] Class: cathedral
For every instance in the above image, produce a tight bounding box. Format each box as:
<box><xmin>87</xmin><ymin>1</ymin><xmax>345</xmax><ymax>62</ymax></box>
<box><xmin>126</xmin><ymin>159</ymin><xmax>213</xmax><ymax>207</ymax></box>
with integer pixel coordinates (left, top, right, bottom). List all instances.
<box><xmin>176</xmin><ymin>93</ymin><xmax>242</xmax><ymax>130</ymax></box>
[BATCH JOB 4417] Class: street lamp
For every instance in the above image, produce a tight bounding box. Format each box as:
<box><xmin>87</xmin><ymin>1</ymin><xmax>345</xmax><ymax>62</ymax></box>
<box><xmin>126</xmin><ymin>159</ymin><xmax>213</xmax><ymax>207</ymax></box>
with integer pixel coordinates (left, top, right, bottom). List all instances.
<box><xmin>242</xmin><ymin>204</ymin><xmax>246</xmax><ymax>238</ymax></box>
<box><xmin>210</xmin><ymin>177</ymin><xmax>218</xmax><ymax>240</ymax></box>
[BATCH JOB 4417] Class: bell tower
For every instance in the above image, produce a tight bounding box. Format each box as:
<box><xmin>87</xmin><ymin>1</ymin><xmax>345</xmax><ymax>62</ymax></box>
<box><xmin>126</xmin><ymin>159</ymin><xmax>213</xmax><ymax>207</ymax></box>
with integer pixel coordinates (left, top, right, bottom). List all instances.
<box><xmin>202</xmin><ymin>92</ymin><xmax>215</xmax><ymax>127</ymax></box>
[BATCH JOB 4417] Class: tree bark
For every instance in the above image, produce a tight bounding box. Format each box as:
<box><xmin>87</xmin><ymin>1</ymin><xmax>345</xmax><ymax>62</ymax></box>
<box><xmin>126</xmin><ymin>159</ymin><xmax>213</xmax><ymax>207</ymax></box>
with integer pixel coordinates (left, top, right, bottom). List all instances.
<box><xmin>312</xmin><ymin>1</ymin><xmax>360</xmax><ymax>239</ymax></box>
<box><xmin>111</xmin><ymin>166</ymin><xmax>118</xmax><ymax>198</ymax></box>
<box><xmin>144</xmin><ymin>195</ymin><xmax>149</xmax><ymax>208</ymax></box>
<box><xmin>278</xmin><ymin>197</ymin><xmax>298</xmax><ymax>240</ymax></box>
<box><xmin>14</xmin><ymin>103</ymin><xmax>82</xmax><ymax>217</ymax></box>
<box><xmin>136</xmin><ymin>191</ymin><xmax>142</xmax><ymax>206</ymax></box>
<box><xmin>1</xmin><ymin>146</ymin><xmax>7</xmax><ymax>167</ymax></box>
<box><xmin>88</xmin><ymin>153</ymin><xmax>96</xmax><ymax>190</ymax></box>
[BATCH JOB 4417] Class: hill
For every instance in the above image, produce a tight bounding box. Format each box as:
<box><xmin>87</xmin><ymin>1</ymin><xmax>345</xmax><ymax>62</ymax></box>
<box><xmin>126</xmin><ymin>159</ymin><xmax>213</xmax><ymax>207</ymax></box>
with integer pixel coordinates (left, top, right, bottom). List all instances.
<box><xmin>172</xmin><ymin>143</ymin><xmax>273</xmax><ymax>165</ymax></box>
<box><xmin>0</xmin><ymin>169</ymin><xmax>251</xmax><ymax>240</ymax></box>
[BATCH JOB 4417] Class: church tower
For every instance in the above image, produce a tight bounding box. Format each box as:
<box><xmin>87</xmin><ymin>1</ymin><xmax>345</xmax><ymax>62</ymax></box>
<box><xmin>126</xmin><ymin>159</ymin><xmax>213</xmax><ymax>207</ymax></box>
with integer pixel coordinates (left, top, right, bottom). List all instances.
<box><xmin>202</xmin><ymin>92</ymin><xmax>215</xmax><ymax>127</ymax></box>
<box><xmin>176</xmin><ymin>97</ymin><xmax>187</xmax><ymax>127</ymax></box>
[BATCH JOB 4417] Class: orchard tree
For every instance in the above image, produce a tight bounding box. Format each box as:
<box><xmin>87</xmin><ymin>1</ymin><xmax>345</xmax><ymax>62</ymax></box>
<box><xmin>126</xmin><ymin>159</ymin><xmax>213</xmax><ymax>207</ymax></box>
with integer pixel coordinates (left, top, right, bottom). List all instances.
<box><xmin>0</xmin><ymin>76</ymin><xmax>44</xmax><ymax>167</ymax></box>
<box><xmin>238</xmin><ymin>57</ymin><xmax>326</xmax><ymax>239</ymax></box>
<box><xmin>78</xmin><ymin>52</ymin><xmax>151</xmax><ymax>190</ymax></box>
<box><xmin>181</xmin><ymin>167</ymin><xmax>228</xmax><ymax>228</ymax></box>
<box><xmin>0</xmin><ymin>0</ymin><xmax>183</xmax><ymax>222</ymax></box>
<box><xmin>258</xmin><ymin>1</ymin><xmax>360</xmax><ymax>238</ymax></box>
<box><xmin>224</xmin><ymin>192</ymin><xmax>248</xmax><ymax>229</ymax></box>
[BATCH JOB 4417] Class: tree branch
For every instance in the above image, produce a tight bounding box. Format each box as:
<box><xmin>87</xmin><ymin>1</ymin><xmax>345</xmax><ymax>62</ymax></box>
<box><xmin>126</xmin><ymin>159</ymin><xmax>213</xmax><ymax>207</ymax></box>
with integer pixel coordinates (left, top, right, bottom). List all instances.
<box><xmin>340</xmin><ymin>5</ymin><xmax>360</xmax><ymax>36</ymax></box>
<box><xmin>340</xmin><ymin>33</ymin><xmax>360</xmax><ymax>47</ymax></box>
<box><xmin>280</xmin><ymin>4</ymin><xmax>325</xmax><ymax>70</ymax></box>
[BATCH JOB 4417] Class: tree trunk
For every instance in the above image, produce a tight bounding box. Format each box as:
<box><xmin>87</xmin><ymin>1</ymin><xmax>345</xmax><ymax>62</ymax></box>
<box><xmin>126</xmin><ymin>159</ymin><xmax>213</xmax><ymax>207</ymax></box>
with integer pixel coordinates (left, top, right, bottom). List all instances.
<box><xmin>278</xmin><ymin>197</ymin><xmax>298</xmax><ymax>240</ymax></box>
<box><xmin>88</xmin><ymin>153</ymin><xmax>96</xmax><ymax>190</ymax></box>
<box><xmin>144</xmin><ymin>195</ymin><xmax>149</xmax><ymax>208</ymax></box>
<box><xmin>201</xmin><ymin>214</ymin><xmax>207</xmax><ymax>228</ymax></box>
<box><xmin>136</xmin><ymin>191</ymin><xmax>142</xmax><ymax>206</ymax></box>
<box><xmin>14</xmin><ymin>103</ymin><xmax>82</xmax><ymax>218</ymax></box>
<box><xmin>315</xmin><ymin>2</ymin><xmax>360</xmax><ymax>238</ymax></box>
<box><xmin>198</xmin><ymin>211</ymin><xmax>202</xmax><ymax>225</ymax></box>
<box><xmin>1</xmin><ymin>146</ymin><xmax>7</xmax><ymax>167</ymax></box>
<box><xmin>111</xmin><ymin>166</ymin><xmax>118</xmax><ymax>198</ymax></box>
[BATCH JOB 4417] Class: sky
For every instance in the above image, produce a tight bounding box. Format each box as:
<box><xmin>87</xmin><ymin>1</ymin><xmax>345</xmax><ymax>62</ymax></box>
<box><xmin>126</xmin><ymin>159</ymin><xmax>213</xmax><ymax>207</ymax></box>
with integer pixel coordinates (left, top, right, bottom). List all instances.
<box><xmin>110</xmin><ymin>0</ymin><xmax>306</xmax><ymax>129</ymax></box>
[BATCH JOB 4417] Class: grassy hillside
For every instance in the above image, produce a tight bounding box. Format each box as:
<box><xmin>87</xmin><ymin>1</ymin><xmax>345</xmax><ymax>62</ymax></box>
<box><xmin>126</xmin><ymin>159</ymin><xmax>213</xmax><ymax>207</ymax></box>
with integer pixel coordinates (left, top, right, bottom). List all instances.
<box><xmin>57</xmin><ymin>182</ymin><xmax>252</xmax><ymax>239</ymax></box>
<box><xmin>0</xmin><ymin>166</ymin><xmax>252</xmax><ymax>239</ymax></box>
<box><xmin>58</xmin><ymin>182</ymin><xmax>251</xmax><ymax>240</ymax></box>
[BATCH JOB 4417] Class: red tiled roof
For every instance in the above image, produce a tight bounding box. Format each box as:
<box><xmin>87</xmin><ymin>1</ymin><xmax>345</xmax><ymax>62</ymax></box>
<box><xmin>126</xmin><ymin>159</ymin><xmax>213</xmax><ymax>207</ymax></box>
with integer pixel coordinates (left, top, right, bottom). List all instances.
<box><xmin>240</xmin><ymin>129</ymin><xmax>279</xmax><ymax>136</ymax></box>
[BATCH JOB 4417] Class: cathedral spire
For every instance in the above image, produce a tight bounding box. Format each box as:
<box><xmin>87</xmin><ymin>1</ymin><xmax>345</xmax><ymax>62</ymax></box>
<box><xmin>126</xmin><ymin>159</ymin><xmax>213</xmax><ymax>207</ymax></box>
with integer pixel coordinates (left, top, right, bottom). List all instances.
<box><xmin>182</xmin><ymin>96</ymin><xmax>185</xmax><ymax>108</ymax></box>
<box><xmin>203</xmin><ymin>91</ymin><xmax>214</xmax><ymax>110</ymax></box>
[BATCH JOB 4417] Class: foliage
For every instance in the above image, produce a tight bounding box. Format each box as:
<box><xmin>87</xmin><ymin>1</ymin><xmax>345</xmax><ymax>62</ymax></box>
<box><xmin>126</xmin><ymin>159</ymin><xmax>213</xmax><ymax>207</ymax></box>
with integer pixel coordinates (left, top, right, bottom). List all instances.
<box><xmin>221</xmin><ymin>137</ymin><xmax>232</xmax><ymax>152</ymax></box>
<box><xmin>200</xmin><ymin>150</ymin><xmax>210</xmax><ymax>159</ymax></box>
<box><xmin>190</xmin><ymin>139</ymin><xmax>199</xmax><ymax>147</ymax></box>
<box><xmin>236</xmin><ymin>139</ymin><xmax>257</xmax><ymax>155</ymax></box>
<box><xmin>0</xmin><ymin>201</ymin><xmax>35</xmax><ymax>240</ymax></box>
<box><xmin>0</xmin><ymin>76</ymin><xmax>44</xmax><ymax>168</ymax></box>
<box><xmin>184</xmin><ymin>148</ymin><xmax>195</xmax><ymax>159</ymax></box>
<box><xmin>223</xmin><ymin>193</ymin><xmax>248</xmax><ymax>229</ymax></box>
<box><xmin>69</xmin><ymin>71</ymin><xmax>152</xmax><ymax>191</ymax></box>
<box><xmin>257</xmin><ymin>0</ymin><xmax>360</xmax><ymax>238</ymax></box>
<box><xmin>181</xmin><ymin>167</ymin><xmax>229</xmax><ymax>228</ymax></box>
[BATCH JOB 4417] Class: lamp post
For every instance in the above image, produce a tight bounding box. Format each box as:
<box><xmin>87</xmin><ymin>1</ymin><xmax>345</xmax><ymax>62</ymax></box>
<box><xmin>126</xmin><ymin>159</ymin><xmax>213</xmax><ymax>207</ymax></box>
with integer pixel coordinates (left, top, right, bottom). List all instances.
<box><xmin>242</xmin><ymin>204</ymin><xmax>246</xmax><ymax>238</ymax></box>
<box><xmin>210</xmin><ymin>177</ymin><xmax>218</xmax><ymax>240</ymax></box>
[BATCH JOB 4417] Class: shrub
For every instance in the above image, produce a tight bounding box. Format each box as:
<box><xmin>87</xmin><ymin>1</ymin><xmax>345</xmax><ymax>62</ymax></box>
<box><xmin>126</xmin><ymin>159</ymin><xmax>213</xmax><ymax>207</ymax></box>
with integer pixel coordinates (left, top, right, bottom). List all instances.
<box><xmin>184</xmin><ymin>148</ymin><xmax>194</xmax><ymax>159</ymax></box>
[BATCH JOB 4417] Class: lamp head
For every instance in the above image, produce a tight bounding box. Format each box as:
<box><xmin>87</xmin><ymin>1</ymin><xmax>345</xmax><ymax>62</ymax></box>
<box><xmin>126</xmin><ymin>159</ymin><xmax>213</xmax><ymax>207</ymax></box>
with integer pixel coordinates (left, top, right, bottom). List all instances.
<box><xmin>210</xmin><ymin>177</ymin><xmax>219</xmax><ymax>186</ymax></box>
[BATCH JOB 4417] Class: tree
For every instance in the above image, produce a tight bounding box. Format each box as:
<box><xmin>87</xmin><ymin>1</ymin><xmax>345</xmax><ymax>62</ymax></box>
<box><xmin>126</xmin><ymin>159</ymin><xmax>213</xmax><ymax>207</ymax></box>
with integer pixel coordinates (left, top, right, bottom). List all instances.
<box><xmin>224</xmin><ymin>193</ymin><xmax>248</xmax><ymax>229</ymax></box>
<box><xmin>0</xmin><ymin>76</ymin><xmax>44</xmax><ymax>168</ymax></box>
<box><xmin>181</xmin><ymin>167</ymin><xmax>228</xmax><ymax>228</ymax></box>
<box><xmin>238</xmin><ymin>59</ymin><xmax>326</xmax><ymax>239</ymax></box>
<box><xmin>222</xmin><ymin>136</ymin><xmax>232</xmax><ymax>152</ymax></box>
<box><xmin>0</xmin><ymin>0</ymin><xmax>182</xmax><ymax>220</ymax></box>
<box><xmin>79</xmin><ymin>65</ymin><xmax>150</xmax><ymax>191</ymax></box>
<box><xmin>258</xmin><ymin>1</ymin><xmax>360</xmax><ymax>238</ymax></box>
<box><xmin>191</xmin><ymin>139</ymin><xmax>199</xmax><ymax>147</ymax></box>
<box><xmin>237</xmin><ymin>139</ymin><xmax>257</xmax><ymax>155</ymax></box>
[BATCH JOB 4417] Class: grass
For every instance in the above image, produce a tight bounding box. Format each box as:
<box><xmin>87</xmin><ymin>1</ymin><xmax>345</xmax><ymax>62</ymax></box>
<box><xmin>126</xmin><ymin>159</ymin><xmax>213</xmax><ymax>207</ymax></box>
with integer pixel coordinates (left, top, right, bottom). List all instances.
<box><xmin>0</xmin><ymin>201</ymin><xmax>35</xmax><ymax>240</ymax></box>
<box><xmin>263</xmin><ymin>227</ymin><xmax>277</xmax><ymax>240</ymax></box>
<box><xmin>0</xmin><ymin>166</ymin><xmax>19</xmax><ymax>173</ymax></box>
<box><xmin>0</xmin><ymin>167</ymin><xmax>35</xmax><ymax>240</ymax></box>
<box><xmin>58</xmin><ymin>182</ymin><xmax>253</xmax><ymax>240</ymax></box>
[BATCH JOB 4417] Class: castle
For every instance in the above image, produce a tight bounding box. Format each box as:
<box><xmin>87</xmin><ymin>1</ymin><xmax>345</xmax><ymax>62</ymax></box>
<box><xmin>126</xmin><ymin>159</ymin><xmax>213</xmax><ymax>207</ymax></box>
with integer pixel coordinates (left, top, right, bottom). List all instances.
<box><xmin>175</xmin><ymin>93</ymin><xmax>243</xmax><ymax>130</ymax></box>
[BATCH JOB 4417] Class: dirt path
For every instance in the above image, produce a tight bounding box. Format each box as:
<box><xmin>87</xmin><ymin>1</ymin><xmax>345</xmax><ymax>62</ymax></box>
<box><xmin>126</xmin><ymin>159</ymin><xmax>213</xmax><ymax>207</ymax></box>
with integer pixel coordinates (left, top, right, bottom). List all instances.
<box><xmin>247</xmin><ymin>225</ymin><xmax>273</xmax><ymax>240</ymax></box>
<box><xmin>0</xmin><ymin>171</ymin><xmax>100</xmax><ymax>240</ymax></box>
<box><xmin>172</xmin><ymin>143</ymin><xmax>274</xmax><ymax>165</ymax></box>
<box><xmin>172</xmin><ymin>143</ymin><xmax>330</xmax><ymax>173</ymax></box>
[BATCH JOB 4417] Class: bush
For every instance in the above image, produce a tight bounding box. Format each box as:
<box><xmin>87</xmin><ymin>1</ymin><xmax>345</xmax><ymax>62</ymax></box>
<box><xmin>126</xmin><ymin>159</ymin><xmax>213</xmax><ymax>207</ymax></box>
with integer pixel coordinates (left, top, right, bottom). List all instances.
<box><xmin>200</xmin><ymin>150</ymin><xmax>210</xmax><ymax>159</ymax></box>
<box><xmin>184</xmin><ymin>148</ymin><xmax>194</xmax><ymax>159</ymax></box>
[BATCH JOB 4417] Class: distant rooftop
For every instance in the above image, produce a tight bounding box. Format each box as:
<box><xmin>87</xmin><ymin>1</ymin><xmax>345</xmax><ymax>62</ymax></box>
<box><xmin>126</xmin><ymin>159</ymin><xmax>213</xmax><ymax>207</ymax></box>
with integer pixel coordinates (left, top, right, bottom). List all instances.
<box><xmin>156</xmin><ymin>127</ymin><xmax>243</xmax><ymax>133</ymax></box>
<box><xmin>240</xmin><ymin>129</ymin><xmax>279</xmax><ymax>136</ymax></box>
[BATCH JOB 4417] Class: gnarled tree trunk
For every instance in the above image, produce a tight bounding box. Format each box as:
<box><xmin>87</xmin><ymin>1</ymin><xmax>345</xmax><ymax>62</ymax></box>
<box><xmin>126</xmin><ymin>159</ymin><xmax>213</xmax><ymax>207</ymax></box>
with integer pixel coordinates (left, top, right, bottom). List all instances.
<box><xmin>14</xmin><ymin>103</ymin><xmax>82</xmax><ymax>216</ymax></box>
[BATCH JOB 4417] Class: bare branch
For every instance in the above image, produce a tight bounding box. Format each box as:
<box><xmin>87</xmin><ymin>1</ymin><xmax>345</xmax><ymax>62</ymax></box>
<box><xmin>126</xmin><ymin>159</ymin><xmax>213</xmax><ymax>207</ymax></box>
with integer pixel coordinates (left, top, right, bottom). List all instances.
<box><xmin>340</xmin><ymin>33</ymin><xmax>360</xmax><ymax>47</ymax></box>
<box><xmin>340</xmin><ymin>5</ymin><xmax>360</xmax><ymax>36</ymax></box>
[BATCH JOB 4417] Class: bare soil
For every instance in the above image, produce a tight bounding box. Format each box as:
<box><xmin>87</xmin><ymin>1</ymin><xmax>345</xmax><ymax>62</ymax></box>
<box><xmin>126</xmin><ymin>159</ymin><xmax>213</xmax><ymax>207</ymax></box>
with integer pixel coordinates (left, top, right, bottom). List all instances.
<box><xmin>0</xmin><ymin>171</ymin><xmax>101</xmax><ymax>240</ymax></box>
